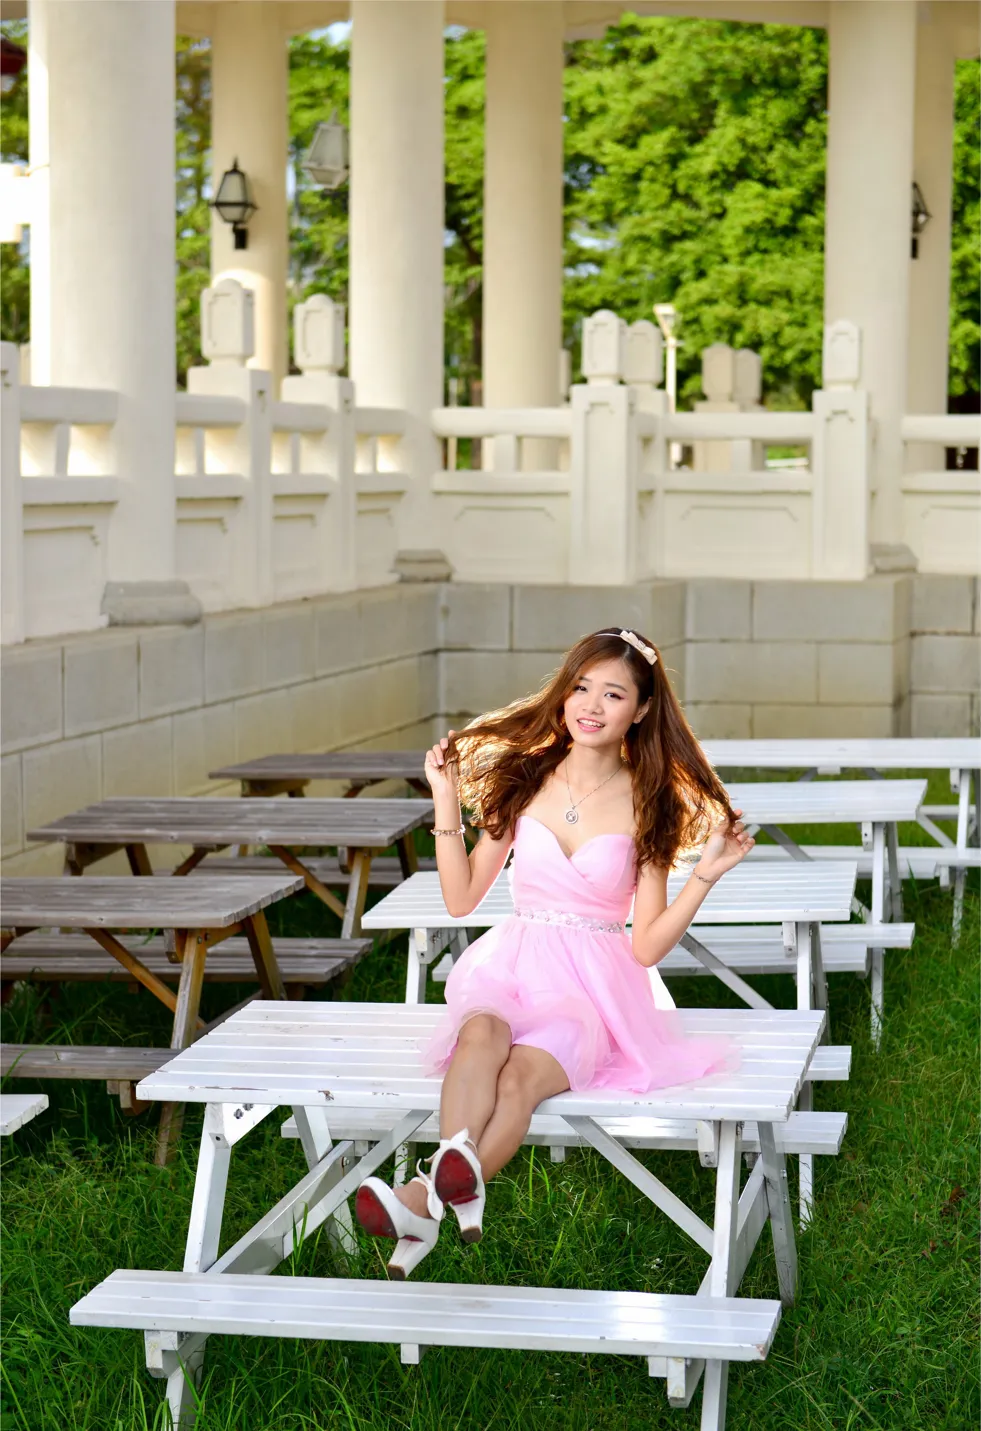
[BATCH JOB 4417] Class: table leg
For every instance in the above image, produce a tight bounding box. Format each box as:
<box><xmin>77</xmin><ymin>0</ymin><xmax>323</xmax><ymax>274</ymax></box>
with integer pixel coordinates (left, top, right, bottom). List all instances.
<box><xmin>156</xmin><ymin>930</ymin><xmax>209</xmax><ymax>1166</ymax></box>
<box><xmin>396</xmin><ymin>833</ymin><xmax>419</xmax><ymax>879</ymax></box>
<box><xmin>122</xmin><ymin>842</ymin><xmax>153</xmax><ymax>877</ymax></box>
<box><xmin>680</xmin><ymin>932</ymin><xmax>774</xmax><ymax>1011</ymax></box>
<box><xmin>756</xmin><ymin>1122</ymin><xmax>797</xmax><ymax>1307</ymax></box>
<box><xmin>885</xmin><ymin>822</ymin><xmax>904</xmax><ymax>921</ymax></box>
<box><xmin>404</xmin><ymin>930</ymin><xmax>429</xmax><ymax>1005</ymax></box>
<box><xmin>701</xmin><ymin>1121</ymin><xmax>741</xmax><ymax>1431</ymax></box>
<box><xmin>758</xmin><ymin>824</ymin><xmax>812</xmax><ymax>863</ymax></box>
<box><xmin>243</xmin><ymin>910</ymin><xmax>287</xmax><ymax>1000</ymax></box>
<box><xmin>342</xmin><ymin>851</ymin><xmax>372</xmax><ymax>940</ymax></box>
<box><xmin>268</xmin><ymin>846</ymin><xmax>347</xmax><ymax>921</ymax></box>
<box><xmin>809</xmin><ymin>924</ymin><xmax>830</xmax><ymax>1040</ymax></box>
<box><xmin>791</xmin><ymin>920</ymin><xmax>815</xmax><ymax>1222</ymax></box>
<box><xmin>291</xmin><ymin>1106</ymin><xmax>358</xmax><ymax>1261</ymax></box>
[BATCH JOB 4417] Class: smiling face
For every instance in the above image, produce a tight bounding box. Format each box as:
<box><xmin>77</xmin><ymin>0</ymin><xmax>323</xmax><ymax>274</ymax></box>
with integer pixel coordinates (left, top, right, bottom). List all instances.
<box><xmin>562</xmin><ymin>657</ymin><xmax>651</xmax><ymax>751</ymax></box>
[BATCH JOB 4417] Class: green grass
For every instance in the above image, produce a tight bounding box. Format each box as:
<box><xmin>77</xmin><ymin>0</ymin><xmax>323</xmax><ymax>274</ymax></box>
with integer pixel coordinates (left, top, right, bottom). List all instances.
<box><xmin>2</xmin><ymin>790</ymin><xmax>979</xmax><ymax>1431</ymax></box>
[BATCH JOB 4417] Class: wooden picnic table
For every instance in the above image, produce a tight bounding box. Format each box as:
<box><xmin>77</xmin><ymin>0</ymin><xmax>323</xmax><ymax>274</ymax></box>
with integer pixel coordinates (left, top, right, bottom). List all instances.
<box><xmin>0</xmin><ymin>874</ymin><xmax>302</xmax><ymax>1160</ymax></box>
<box><xmin>70</xmin><ymin>999</ymin><xmax>827</xmax><ymax>1431</ymax></box>
<box><xmin>26</xmin><ymin>796</ymin><xmax>434</xmax><ymax>939</ymax></box>
<box><xmin>210</xmin><ymin>751</ymin><xmax>429</xmax><ymax>797</ymax></box>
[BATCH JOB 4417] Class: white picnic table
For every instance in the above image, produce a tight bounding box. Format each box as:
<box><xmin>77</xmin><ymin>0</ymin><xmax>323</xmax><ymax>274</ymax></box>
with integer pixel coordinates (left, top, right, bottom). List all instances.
<box><xmin>724</xmin><ymin>779</ymin><xmax>924</xmax><ymax>924</ymax></box>
<box><xmin>713</xmin><ymin>742</ymin><xmax>980</xmax><ymax>931</ymax></box>
<box><xmin>0</xmin><ymin>1092</ymin><xmax>49</xmax><ymax>1135</ymax></box>
<box><xmin>363</xmin><ymin>860</ymin><xmax>857</xmax><ymax>1018</ymax></box>
<box><xmin>70</xmin><ymin>999</ymin><xmax>828</xmax><ymax>1431</ymax></box>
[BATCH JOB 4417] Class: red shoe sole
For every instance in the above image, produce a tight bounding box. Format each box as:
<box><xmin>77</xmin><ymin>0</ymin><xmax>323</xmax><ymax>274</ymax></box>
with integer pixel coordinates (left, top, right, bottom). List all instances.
<box><xmin>434</xmin><ymin>1148</ymin><xmax>479</xmax><ymax>1207</ymax></box>
<box><xmin>354</xmin><ymin>1185</ymin><xmax>398</xmax><ymax>1240</ymax></box>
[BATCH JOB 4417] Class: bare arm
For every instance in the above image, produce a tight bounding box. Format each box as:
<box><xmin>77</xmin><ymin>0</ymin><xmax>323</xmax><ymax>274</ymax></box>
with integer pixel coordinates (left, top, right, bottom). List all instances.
<box><xmin>630</xmin><ymin>813</ymin><xmax>755</xmax><ymax>969</ymax></box>
<box><xmin>425</xmin><ymin>733</ymin><xmax>512</xmax><ymax>917</ymax></box>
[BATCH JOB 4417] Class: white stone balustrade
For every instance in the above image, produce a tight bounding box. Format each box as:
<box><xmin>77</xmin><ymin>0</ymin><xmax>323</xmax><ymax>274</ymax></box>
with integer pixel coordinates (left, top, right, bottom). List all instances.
<box><xmin>900</xmin><ymin>412</ymin><xmax>981</xmax><ymax>575</ymax></box>
<box><xmin>4</xmin><ymin>302</ymin><xmax>979</xmax><ymax>644</ymax></box>
<box><xmin>1</xmin><ymin>340</ymin><xmax>123</xmax><ymax>642</ymax></box>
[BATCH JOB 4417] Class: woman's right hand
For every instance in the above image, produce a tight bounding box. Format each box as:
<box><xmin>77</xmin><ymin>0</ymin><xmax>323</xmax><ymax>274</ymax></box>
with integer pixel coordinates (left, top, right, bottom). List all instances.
<box><xmin>424</xmin><ymin>731</ymin><xmax>460</xmax><ymax>798</ymax></box>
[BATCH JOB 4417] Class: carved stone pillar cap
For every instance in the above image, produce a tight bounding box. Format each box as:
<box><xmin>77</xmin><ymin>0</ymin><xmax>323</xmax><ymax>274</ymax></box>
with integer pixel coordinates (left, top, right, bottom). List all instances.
<box><xmin>393</xmin><ymin>550</ymin><xmax>454</xmax><ymax>583</ymax></box>
<box><xmin>101</xmin><ymin>581</ymin><xmax>203</xmax><ymax>626</ymax></box>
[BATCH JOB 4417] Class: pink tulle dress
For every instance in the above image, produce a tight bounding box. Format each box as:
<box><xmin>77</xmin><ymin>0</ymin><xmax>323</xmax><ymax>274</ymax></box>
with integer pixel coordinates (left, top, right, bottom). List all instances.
<box><xmin>423</xmin><ymin>815</ymin><xmax>736</xmax><ymax>1093</ymax></box>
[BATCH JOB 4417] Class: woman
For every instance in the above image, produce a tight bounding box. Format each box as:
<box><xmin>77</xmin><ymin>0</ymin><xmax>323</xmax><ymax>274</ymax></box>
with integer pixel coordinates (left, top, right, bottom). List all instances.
<box><xmin>355</xmin><ymin>626</ymin><xmax>754</xmax><ymax>1277</ymax></box>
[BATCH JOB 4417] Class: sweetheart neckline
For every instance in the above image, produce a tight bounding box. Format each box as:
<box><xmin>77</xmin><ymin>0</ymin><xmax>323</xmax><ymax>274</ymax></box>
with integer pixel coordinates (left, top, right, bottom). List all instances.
<box><xmin>518</xmin><ymin>814</ymin><xmax>634</xmax><ymax>864</ymax></box>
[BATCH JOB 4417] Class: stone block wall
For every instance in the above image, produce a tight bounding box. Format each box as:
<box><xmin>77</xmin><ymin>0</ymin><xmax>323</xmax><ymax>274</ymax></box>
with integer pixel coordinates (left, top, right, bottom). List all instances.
<box><xmin>2</xmin><ymin>585</ymin><xmax>441</xmax><ymax>874</ymax></box>
<box><xmin>438</xmin><ymin>581</ymin><xmax>688</xmax><ymax>721</ymax></box>
<box><xmin>909</xmin><ymin>576</ymin><xmax>981</xmax><ymax>737</ymax></box>
<box><xmin>682</xmin><ymin>577</ymin><xmax>913</xmax><ymax>739</ymax></box>
<box><xmin>3</xmin><ymin>574</ymin><xmax>976</xmax><ymax>874</ymax></box>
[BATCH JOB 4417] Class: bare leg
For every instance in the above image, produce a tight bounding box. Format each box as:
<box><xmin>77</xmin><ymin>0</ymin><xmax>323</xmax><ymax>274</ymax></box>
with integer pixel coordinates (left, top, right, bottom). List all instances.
<box><xmin>394</xmin><ymin>1013</ymin><xmax>511</xmax><ymax>1217</ymax></box>
<box><xmin>476</xmin><ymin>1044</ymin><xmax>570</xmax><ymax>1180</ymax></box>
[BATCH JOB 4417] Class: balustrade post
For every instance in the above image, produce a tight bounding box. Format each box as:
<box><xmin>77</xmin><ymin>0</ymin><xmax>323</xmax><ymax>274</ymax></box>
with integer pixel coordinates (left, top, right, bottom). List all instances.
<box><xmin>811</xmin><ymin>321</ymin><xmax>871</xmax><ymax>580</ymax></box>
<box><xmin>188</xmin><ymin>279</ymin><xmax>275</xmax><ymax>607</ymax></box>
<box><xmin>281</xmin><ymin>295</ymin><xmax>357</xmax><ymax>592</ymax></box>
<box><xmin>0</xmin><ymin>342</ymin><xmax>25</xmax><ymax>644</ymax></box>
<box><xmin>569</xmin><ymin>311</ymin><xmax>637</xmax><ymax>585</ymax></box>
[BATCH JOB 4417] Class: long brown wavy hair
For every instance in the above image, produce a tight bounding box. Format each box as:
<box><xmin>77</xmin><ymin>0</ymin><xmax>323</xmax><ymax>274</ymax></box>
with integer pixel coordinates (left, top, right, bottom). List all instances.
<box><xmin>447</xmin><ymin>627</ymin><xmax>736</xmax><ymax>871</ymax></box>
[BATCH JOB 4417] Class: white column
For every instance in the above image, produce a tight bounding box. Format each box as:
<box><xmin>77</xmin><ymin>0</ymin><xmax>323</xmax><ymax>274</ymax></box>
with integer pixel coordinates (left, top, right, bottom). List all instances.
<box><xmin>482</xmin><ymin>1</ymin><xmax>565</xmax><ymax>439</ymax></box>
<box><xmin>824</xmin><ymin>0</ymin><xmax>917</xmax><ymax>549</ymax></box>
<box><xmin>28</xmin><ymin>0</ymin><xmax>183</xmax><ymax>594</ymax></box>
<box><xmin>906</xmin><ymin>13</ymin><xmax>956</xmax><ymax>472</ymax></box>
<box><xmin>210</xmin><ymin>1</ymin><xmax>289</xmax><ymax>386</ymax></box>
<box><xmin>349</xmin><ymin>1</ymin><xmax>444</xmax><ymax>435</ymax></box>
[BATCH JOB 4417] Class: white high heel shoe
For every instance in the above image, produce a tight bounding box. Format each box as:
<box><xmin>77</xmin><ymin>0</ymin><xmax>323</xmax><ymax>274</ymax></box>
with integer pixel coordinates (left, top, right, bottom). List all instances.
<box><xmin>426</xmin><ymin>1128</ymin><xmax>486</xmax><ymax>1243</ymax></box>
<box><xmin>354</xmin><ymin>1170</ymin><xmax>442</xmax><ymax>1279</ymax></box>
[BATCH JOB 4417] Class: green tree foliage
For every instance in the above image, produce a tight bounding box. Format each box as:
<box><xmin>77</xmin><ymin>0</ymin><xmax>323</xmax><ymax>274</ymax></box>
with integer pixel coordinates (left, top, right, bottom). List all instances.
<box><xmin>564</xmin><ymin>17</ymin><xmax>828</xmax><ymax>405</ymax></box>
<box><xmin>287</xmin><ymin>32</ymin><xmax>349</xmax><ymax>322</ymax></box>
<box><xmin>949</xmin><ymin>58</ymin><xmax>980</xmax><ymax>403</ymax></box>
<box><xmin>0</xmin><ymin>19</ymin><xmax>29</xmax><ymax>348</ymax></box>
<box><xmin>175</xmin><ymin>37</ymin><xmax>211</xmax><ymax>382</ymax></box>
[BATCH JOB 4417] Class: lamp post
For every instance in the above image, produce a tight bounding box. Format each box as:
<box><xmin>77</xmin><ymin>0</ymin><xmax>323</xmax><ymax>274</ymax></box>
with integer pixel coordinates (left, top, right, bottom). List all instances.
<box><xmin>212</xmin><ymin>159</ymin><xmax>257</xmax><ymax>250</ymax></box>
<box><xmin>654</xmin><ymin>303</ymin><xmax>681</xmax><ymax>468</ymax></box>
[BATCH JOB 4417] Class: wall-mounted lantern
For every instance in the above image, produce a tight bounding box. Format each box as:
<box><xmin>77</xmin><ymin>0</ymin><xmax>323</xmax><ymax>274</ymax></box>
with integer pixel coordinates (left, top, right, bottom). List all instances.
<box><xmin>300</xmin><ymin>112</ymin><xmax>349</xmax><ymax>190</ymax></box>
<box><xmin>911</xmin><ymin>181</ymin><xmax>931</xmax><ymax>259</ymax></box>
<box><xmin>212</xmin><ymin>159</ymin><xmax>257</xmax><ymax>249</ymax></box>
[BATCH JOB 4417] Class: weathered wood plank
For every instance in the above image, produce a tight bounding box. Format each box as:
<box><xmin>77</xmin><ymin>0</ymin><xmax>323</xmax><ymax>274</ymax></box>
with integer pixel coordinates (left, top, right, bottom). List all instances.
<box><xmin>0</xmin><ymin>875</ymin><xmax>304</xmax><ymax>928</ymax></box>
<box><xmin>0</xmin><ymin>946</ymin><xmax>367</xmax><ymax>984</ymax></box>
<box><xmin>194</xmin><ymin>854</ymin><xmax>437</xmax><ymax>887</ymax></box>
<box><xmin>1</xmin><ymin>1044</ymin><xmax>172</xmax><ymax>1079</ymax></box>
<box><xmin>28</xmin><ymin>797</ymin><xmax>434</xmax><ymax>848</ymax></box>
<box><xmin>210</xmin><ymin>752</ymin><xmax>427</xmax><ymax>783</ymax></box>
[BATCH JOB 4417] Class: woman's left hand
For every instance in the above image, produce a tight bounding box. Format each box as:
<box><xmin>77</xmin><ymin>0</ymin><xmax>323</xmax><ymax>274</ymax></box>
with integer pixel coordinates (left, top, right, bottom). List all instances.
<box><xmin>694</xmin><ymin>810</ymin><xmax>755</xmax><ymax>884</ymax></box>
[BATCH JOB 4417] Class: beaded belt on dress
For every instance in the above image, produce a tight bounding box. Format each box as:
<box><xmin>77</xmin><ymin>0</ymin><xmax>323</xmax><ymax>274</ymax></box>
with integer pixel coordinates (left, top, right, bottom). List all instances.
<box><xmin>513</xmin><ymin>907</ymin><xmax>625</xmax><ymax>935</ymax></box>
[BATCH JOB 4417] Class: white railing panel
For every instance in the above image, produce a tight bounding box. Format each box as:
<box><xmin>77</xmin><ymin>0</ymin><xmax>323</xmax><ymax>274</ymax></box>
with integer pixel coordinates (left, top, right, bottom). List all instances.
<box><xmin>19</xmin><ymin>386</ymin><xmax>118</xmax><ymax>425</ymax></box>
<box><xmin>901</xmin><ymin>414</ymin><xmax>981</xmax><ymax>445</ymax></box>
<box><xmin>431</xmin><ymin>407</ymin><xmax>572</xmax><ymax>440</ymax></box>
<box><xmin>901</xmin><ymin>470</ymin><xmax>981</xmax><ymax>576</ymax></box>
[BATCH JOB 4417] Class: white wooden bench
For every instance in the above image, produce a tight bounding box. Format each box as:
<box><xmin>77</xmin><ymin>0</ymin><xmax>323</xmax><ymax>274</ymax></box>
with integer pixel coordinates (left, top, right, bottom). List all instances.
<box><xmin>0</xmin><ymin>1092</ymin><xmax>49</xmax><ymax>1135</ymax></box>
<box><xmin>430</xmin><ymin>922</ymin><xmax>914</xmax><ymax>985</ymax></box>
<box><xmin>281</xmin><ymin>1107</ymin><xmax>848</xmax><ymax>1159</ymax></box>
<box><xmin>71</xmin><ymin>1270</ymin><xmax>783</xmax><ymax>1398</ymax></box>
<box><xmin>69</xmin><ymin>1001</ymin><xmax>828</xmax><ymax>1431</ymax></box>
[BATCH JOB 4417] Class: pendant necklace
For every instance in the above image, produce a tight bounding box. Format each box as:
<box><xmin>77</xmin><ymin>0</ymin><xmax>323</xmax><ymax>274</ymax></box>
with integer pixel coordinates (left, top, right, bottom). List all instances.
<box><xmin>563</xmin><ymin>759</ymin><xmax>624</xmax><ymax>825</ymax></box>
